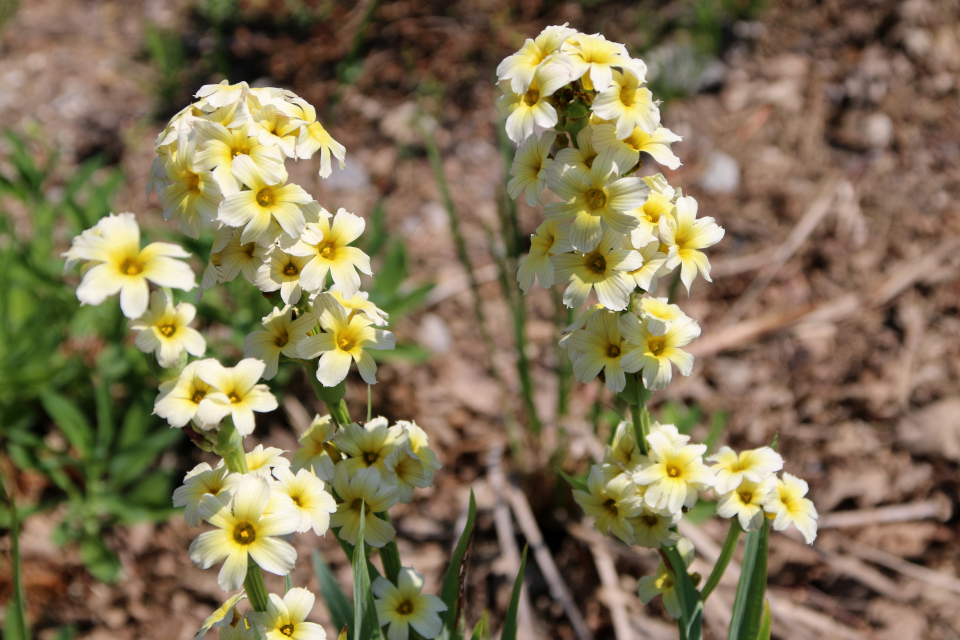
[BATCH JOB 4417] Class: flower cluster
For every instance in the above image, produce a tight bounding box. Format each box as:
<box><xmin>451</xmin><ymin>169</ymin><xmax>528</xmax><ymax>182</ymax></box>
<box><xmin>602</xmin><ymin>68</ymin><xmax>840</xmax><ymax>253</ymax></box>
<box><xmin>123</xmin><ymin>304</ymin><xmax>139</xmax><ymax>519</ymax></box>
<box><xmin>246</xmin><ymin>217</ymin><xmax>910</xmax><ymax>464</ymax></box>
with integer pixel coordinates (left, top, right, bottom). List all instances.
<box><xmin>498</xmin><ymin>25</ymin><xmax>724</xmax><ymax>393</ymax></box>
<box><xmin>64</xmin><ymin>81</ymin><xmax>447</xmax><ymax>640</ymax></box>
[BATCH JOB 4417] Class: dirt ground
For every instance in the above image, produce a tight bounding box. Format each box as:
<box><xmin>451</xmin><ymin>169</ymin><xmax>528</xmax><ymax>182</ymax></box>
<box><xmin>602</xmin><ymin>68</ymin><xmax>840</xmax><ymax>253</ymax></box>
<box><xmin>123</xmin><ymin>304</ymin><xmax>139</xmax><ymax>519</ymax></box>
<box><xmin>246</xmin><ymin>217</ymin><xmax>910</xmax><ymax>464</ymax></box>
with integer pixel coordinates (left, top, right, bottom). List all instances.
<box><xmin>3</xmin><ymin>0</ymin><xmax>960</xmax><ymax>638</ymax></box>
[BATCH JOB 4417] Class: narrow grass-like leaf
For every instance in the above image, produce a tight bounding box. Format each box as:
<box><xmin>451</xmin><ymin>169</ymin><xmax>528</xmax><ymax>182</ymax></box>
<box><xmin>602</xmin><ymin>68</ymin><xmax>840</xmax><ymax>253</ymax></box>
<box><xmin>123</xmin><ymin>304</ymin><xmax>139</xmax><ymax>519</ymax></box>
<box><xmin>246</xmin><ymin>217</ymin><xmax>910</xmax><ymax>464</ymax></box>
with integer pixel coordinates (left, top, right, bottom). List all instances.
<box><xmin>554</xmin><ymin>467</ymin><xmax>589</xmax><ymax>492</ymax></box>
<box><xmin>439</xmin><ymin>490</ymin><xmax>477</xmax><ymax>637</ymax></box>
<box><xmin>728</xmin><ymin>520</ymin><xmax>770</xmax><ymax>640</ymax></box>
<box><xmin>377</xmin><ymin>512</ymin><xmax>401</xmax><ymax>584</ymax></box>
<box><xmin>500</xmin><ymin>545</ymin><xmax>528</xmax><ymax>640</ymax></box>
<box><xmin>2</xmin><ymin>484</ymin><xmax>29</xmax><ymax>640</ymax></box>
<box><xmin>662</xmin><ymin>544</ymin><xmax>704</xmax><ymax>640</ymax></box>
<box><xmin>756</xmin><ymin>600</ymin><xmax>772</xmax><ymax>640</ymax></box>
<box><xmin>700</xmin><ymin>519</ymin><xmax>741</xmax><ymax>600</ymax></box>
<box><xmin>352</xmin><ymin>505</ymin><xmax>382</xmax><ymax>640</ymax></box>
<box><xmin>40</xmin><ymin>391</ymin><xmax>93</xmax><ymax>459</ymax></box>
<box><xmin>469</xmin><ymin>619</ymin><xmax>484</xmax><ymax>640</ymax></box>
<box><xmin>312</xmin><ymin>549</ymin><xmax>354</xmax><ymax>635</ymax></box>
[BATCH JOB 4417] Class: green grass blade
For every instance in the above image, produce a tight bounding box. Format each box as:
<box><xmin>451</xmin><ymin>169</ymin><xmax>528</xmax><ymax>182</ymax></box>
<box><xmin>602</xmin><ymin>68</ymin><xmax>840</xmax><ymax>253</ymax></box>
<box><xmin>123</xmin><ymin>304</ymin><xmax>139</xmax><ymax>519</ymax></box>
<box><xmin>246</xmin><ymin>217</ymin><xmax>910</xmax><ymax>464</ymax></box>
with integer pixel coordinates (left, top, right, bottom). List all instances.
<box><xmin>661</xmin><ymin>544</ymin><xmax>704</xmax><ymax>640</ymax></box>
<box><xmin>728</xmin><ymin>520</ymin><xmax>770</xmax><ymax>640</ymax></box>
<box><xmin>554</xmin><ymin>467</ymin><xmax>588</xmax><ymax>492</ymax></box>
<box><xmin>700</xmin><ymin>519</ymin><xmax>741</xmax><ymax>600</ymax></box>
<box><xmin>757</xmin><ymin>600</ymin><xmax>772</xmax><ymax>640</ymax></box>
<box><xmin>2</xmin><ymin>483</ymin><xmax>29</xmax><ymax>640</ymax></box>
<box><xmin>312</xmin><ymin>549</ymin><xmax>354</xmax><ymax>636</ymax></box>
<box><xmin>469</xmin><ymin>619</ymin><xmax>484</xmax><ymax>640</ymax></box>
<box><xmin>352</xmin><ymin>505</ymin><xmax>382</xmax><ymax>640</ymax></box>
<box><xmin>439</xmin><ymin>490</ymin><xmax>477</xmax><ymax>638</ymax></box>
<box><xmin>500</xmin><ymin>545</ymin><xmax>528</xmax><ymax>640</ymax></box>
<box><xmin>40</xmin><ymin>391</ymin><xmax>93</xmax><ymax>459</ymax></box>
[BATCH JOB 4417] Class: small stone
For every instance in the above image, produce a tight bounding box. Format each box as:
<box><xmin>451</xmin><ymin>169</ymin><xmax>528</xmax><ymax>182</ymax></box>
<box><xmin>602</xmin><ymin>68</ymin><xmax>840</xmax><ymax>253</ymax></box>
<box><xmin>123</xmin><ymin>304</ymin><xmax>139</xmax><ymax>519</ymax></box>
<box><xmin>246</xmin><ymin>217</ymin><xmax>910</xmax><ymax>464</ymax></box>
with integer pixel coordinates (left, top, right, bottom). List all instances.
<box><xmin>699</xmin><ymin>151</ymin><xmax>740</xmax><ymax>194</ymax></box>
<box><xmin>863</xmin><ymin>112</ymin><xmax>894</xmax><ymax>149</ymax></box>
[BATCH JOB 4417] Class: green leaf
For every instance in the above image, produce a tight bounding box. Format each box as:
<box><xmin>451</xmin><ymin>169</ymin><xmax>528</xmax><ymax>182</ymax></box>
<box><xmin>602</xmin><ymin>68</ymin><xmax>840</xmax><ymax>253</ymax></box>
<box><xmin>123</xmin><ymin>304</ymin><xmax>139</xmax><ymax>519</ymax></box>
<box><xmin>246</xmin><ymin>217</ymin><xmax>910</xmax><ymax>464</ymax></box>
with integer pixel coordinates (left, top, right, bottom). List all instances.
<box><xmin>352</xmin><ymin>504</ymin><xmax>382</xmax><ymax>640</ymax></box>
<box><xmin>500</xmin><ymin>545</ymin><xmax>528</xmax><ymax>640</ymax></box>
<box><xmin>78</xmin><ymin>535</ymin><xmax>121</xmax><ymax>583</ymax></box>
<box><xmin>312</xmin><ymin>549</ymin><xmax>354</xmax><ymax>636</ymax></box>
<box><xmin>40</xmin><ymin>391</ymin><xmax>93</xmax><ymax>459</ymax></box>
<box><xmin>94</xmin><ymin>379</ymin><xmax>115</xmax><ymax>457</ymax></box>
<box><xmin>728</xmin><ymin>520</ymin><xmax>770</xmax><ymax>640</ymax></box>
<box><xmin>2</xmin><ymin>485</ymin><xmax>29</xmax><ymax>640</ymax></box>
<box><xmin>469</xmin><ymin>619</ymin><xmax>484</xmax><ymax>640</ymax></box>
<box><xmin>554</xmin><ymin>466</ymin><xmax>588</xmax><ymax>492</ymax></box>
<box><xmin>662</xmin><ymin>544</ymin><xmax>704</xmax><ymax>640</ymax></box>
<box><xmin>439</xmin><ymin>490</ymin><xmax>476</xmax><ymax>638</ymax></box>
<box><xmin>756</xmin><ymin>600</ymin><xmax>771</xmax><ymax>640</ymax></box>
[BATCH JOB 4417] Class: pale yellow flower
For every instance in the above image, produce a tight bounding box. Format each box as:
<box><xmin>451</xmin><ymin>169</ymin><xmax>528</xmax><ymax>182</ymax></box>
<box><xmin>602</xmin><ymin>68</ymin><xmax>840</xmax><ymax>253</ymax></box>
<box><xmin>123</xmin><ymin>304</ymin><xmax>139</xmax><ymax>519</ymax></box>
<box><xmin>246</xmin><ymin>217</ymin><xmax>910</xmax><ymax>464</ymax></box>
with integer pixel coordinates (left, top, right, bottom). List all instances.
<box><xmin>552</xmin><ymin>227</ymin><xmax>642</xmax><ymax>310</ymax></box>
<box><xmin>620</xmin><ymin>313</ymin><xmax>700</xmax><ymax>390</ymax></box>
<box><xmin>373</xmin><ymin>567</ymin><xmax>447</xmax><ymax>640</ymax></box>
<box><xmin>244</xmin><ymin>305</ymin><xmax>316</xmax><ymax>380</ymax></box>
<box><xmin>292</xmin><ymin>415</ymin><xmax>339</xmax><ymax>481</ymax></box>
<box><xmin>628</xmin><ymin>506</ymin><xmax>682</xmax><ymax>549</ymax></box>
<box><xmin>283</xmin><ymin>208</ymin><xmax>371</xmax><ymax>297</ymax></box>
<box><xmin>572</xmin><ymin>465</ymin><xmax>643</xmax><ymax>544</ymax></box>
<box><xmin>325</xmin><ymin>286</ymin><xmax>389</xmax><ymax>326</ymax></box>
<box><xmin>764</xmin><ymin>472</ymin><xmax>818</xmax><ymax>544</ymax></box>
<box><xmin>496</xmin><ymin>54</ymin><xmax>574</xmax><ymax>143</ymax></box>
<box><xmin>160</xmin><ymin>130</ymin><xmax>223</xmax><ymax>238</ymax></box>
<box><xmin>632</xmin><ymin>431</ymin><xmax>713</xmax><ymax>514</ymax></box>
<box><xmin>329</xmin><ymin>465</ymin><xmax>400</xmax><ymax>548</ymax></box>
<box><xmin>508</xmin><ymin>131</ymin><xmax>556</xmax><ymax>206</ymax></box>
<box><xmin>659</xmin><ymin>195</ymin><xmax>725</xmax><ymax>293</ymax></box>
<box><xmin>298</xmin><ymin>294</ymin><xmax>395</xmax><ymax>387</ymax></box>
<box><xmin>333</xmin><ymin>417</ymin><xmax>404</xmax><ymax>482</ymax></box>
<box><xmin>219</xmin><ymin>229</ymin><xmax>264</xmax><ymax>283</ymax></box>
<box><xmin>194</xmin><ymin>121</ymin><xmax>284</xmax><ymax>196</ymax></box>
<box><xmin>637</xmin><ymin>538</ymin><xmax>695</xmax><ymax>619</ymax></box>
<box><xmin>553</xmin><ymin>125</ymin><xmax>602</xmax><ymax>174</ymax></box>
<box><xmin>218</xmin><ymin>156</ymin><xmax>311</xmax><ymax>246</ymax></box>
<box><xmin>70</xmin><ymin>213</ymin><xmax>196</xmax><ymax>318</ymax></box>
<box><xmin>250</xmin><ymin>103</ymin><xmax>303</xmax><ymax>158</ymax></box>
<box><xmin>271</xmin><ymin>467</ymin><xmax>336</xmax><ymax>536</ymax></box>
<box><xmin>254</xmin><ymin>247</ymin><xmax>312</xmax><ymax>305</ymax></box>
<box><xmin>194</xmin><ymin>592</ymin><xmax>247</xmax><ymax>640</ymax></box>
<box><xmin>195</xmin><ymin>80</ymin><xmax>247</xmax><ymax>109</ymax></box>
<box><xmin>562</xmin><ymin>33</ymin><xmax>644</xmax><ymax>92</ymax></box>
<box><xmin>154</xmin><ymin>361</ymin><xmax>215</xmax><ymax>429</ymax></box>
<box><xmin>638</xmin><ymin>297</ymin><xmax>686</xmax><ymax>337</ymax></box>
<box><xmin>195</xmin><ymin>358</ymin><xmax>279</xmax><ymax>435</ymax></box>
<box><xmin>592</xmin><ymin>69</ymin><xmax>660</xmax><ymax>137</ymax></box>
<box><xmin>173</xmin><ymin>462</ymin><xmax>241</xmax><ymax>527</ymax></box>
<box><xmin>717</xmin><ymin>476</ymin><xmax>777</xmax><ymax>532</ymax></box>
<box><xmin>251</xmin><ymin>588</ymin><xmax>326</xmax><ymax>640</ymax></box>
<box><xmin>190</xmin><ymin>475</ymin><xmax>300</xmax><ymax>591</ymax></box>
<box><xmin>592</xmin><ymin>123</ymin><xmax>681</xmax><ymax>172</ymax></box>
<box><xmin>708</xmin><ymin>446</ymin><xmax>784</xmax><ymax>495</ymax></box>
<box><xmin>496</xmin><ymin>23</ymin><xmax>577</xmax><ymax>93</ymax></box>
<box><xmin>568</xmin><ymin>310</ymin><xmax>642</xmax><ymax>393</ymax></box>
<box><xmin>517</xmin><ymin>218</ymin><xmax>574</xmax><ymax>293</ymax></box>
<box><xmin>243</xmin><ymin>444</ymin><xmax>291</xmax><ymax>478</ymax></box>
<box><xmin>624</xmin><ymin>239</ymin><xmax>670</xmax><ymax>293</ymax></box>
<box><xmin>627</xmin><ymin>174</ymin><xmax>677</xmax><ymax>246</ymax></box>
<box><xmin>131</xmin><ymin>291</ymin><xmax>206</xmax><ymax>368</ymax></box>
<box><xmin>288</xmin><ymin>98</ymin><xmax>346</xmax><ymax>178</ymax></box>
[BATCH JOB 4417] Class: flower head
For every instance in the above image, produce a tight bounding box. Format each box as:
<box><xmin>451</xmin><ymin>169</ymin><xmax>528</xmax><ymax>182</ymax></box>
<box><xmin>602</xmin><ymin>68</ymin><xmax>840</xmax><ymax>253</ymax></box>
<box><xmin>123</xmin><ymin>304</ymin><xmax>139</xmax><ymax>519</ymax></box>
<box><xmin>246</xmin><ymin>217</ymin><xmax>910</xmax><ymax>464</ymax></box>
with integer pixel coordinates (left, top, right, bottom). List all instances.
<box><xmin>195</xmin><ymin>358</ymin><xmax>279</xmax><ymax>435</ymax></box>
<box><xmin>173</xmin><ymin>462</ymin><xmax>241</xmax><ymax>527</ymax></box>
<box><xmin>764</xmin><ymin>472</ymin><xmax>818</xmax><ymax>544</ymax></box>
<box><xmin>292</xmin><ymin>415</ymin><xmax>339</xmax><ymax>481</ymax></box>
<box><xmin>620</xmin><ymin>313</ymin><xmax>700</xmax><ymax>390</ymax></box>
<box><xmin>508</xmin><ymin>131</ymin><xmax>556</xmax><ymax>206</ymax></box>
<box><xmin>568</xmin><ymin>309</ymin><xmax>641</xmax><ymax>393</ymax></box>
<box><xmin>159</xmin><ymin>130</ymin><xmax>223</xmax><ymax>238</ymax></box>
<box><xmin>637</xmin><ymin>538</ymin><xmax>696</xmax><ymax>619</ymax></box>
<box><xmin>329</xmin><ymin>465</ymin><xmax>400</xmax><ymax>548</ymax></box>
<box><xmin>517</xmin><ymin>218</ymin><xmax>574</xmax><ymax>293</ymax></box>
<box><xmin>254</xmin><ymin>247</ymin><xmax>312</xmax><ymax>305</ymax></box>
<box><xmin>290</xmin><ymin>98</ymin><xmax>346</xmax><ymax>178</ymax></box>
<box><xmin>708</xmin><ymin>446</ymin><xmax>784</xmax><ymax>495</ymax></box>
<box><xmin>333</xmin><ymin>417</ymin><xmax>404</xmax><ymax>482</ymax></box>
<box><xmin>573</xmin><ymin>466</ymin><xmax>644</xmax><ymax>544</ymax></box>
<box><xmin>629</xmin><ymin>506</ymin><xmax>682</xmax><ymax>549</ymax></box>
<box><xmin>154</xmin><ymin>360</ymin><xmax>215</xmax><ymax>429</ymax></box>
<box><xmin>592</xmin><ymin>70</ymin><xmax>660</xmax><ymax>138</ymax></box>
<box><xmin>218</xmin><ymin>155</ymin><xmax>311</xmax><ymax>246</ymax></box>
<box><xmin>244</xmin><ymin>305</ymin><xmax>316</xmax><ymax>380</ymax></box>
<box><xmin>271</xmin><ymin>467</ymin><xmax>337</xmax><ymax>536</ymax></box>
<box><xmin>131</xmin><ymin>291</ymin><xmax>206</xmax><ymax>368</ymax></box>
<box><xmin>562</xmin><ymin>33</ymin><xmax>643</xmax><ymax>92</ymax></box>
<box><xmin>194</xmin><ymin>592</ymin><xmax>247</xmax><ymax>640</ymax></box>
<box><xmin>373</xmin><ymin>567</ymin><xmax>447</xmax><ymax>640</ymax></box>
<box><xmin>552</xmin><ymin>227</ymin><xmax>642</xmax><ymax>310</ymax></box>
<box><xmin>632</xmin><ymin>431</ymin><xmax>713</xmax><ymax>514</ymax></box>
<box><xmin>496</xmin><ymin>24</ymin><xmax>576</xmax><ymax>94</ymax></box>
<box><xmin>659</xmin><ymin>195</ymin><xmax>725</xmax><ymax>293</ymax></box>
<box><xmin>593</xmin><ymin>124</ymin><xmax>682</xmax><ymax>172</ymax></box>
<box><xmin>283</xmin><ymin>208</ymin><xmax>371</xmax><ymax>297</ymax></box>
<box><xmin>250</xmin><ymin>587</ymin><xmax>326</xmax><ymax>640</ymax></box>
<box><xmin>717</xmin><ymin>475</ymin><xmax>777</xmax><ymax>532</ymax></box>
<box><xmin>497</xmin><ymin>54</ymin><xmax>573</xmax><ymax>143</ymax></box>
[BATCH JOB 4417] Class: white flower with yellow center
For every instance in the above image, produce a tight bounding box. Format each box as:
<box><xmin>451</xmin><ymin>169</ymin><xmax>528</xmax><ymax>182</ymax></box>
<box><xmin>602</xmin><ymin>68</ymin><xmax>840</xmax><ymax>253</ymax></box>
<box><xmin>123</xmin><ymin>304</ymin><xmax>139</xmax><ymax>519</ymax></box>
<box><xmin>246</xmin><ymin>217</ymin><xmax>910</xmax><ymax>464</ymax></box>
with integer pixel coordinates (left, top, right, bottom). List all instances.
<box><xmin>194</xmin><ymin>592</ymin><xmax>247</xmax><ymax>640</ymax></box>
<box><xmin>553</xmin><ymin>125</ymin><xmax>603</xmax><ymax>174</ymax></box>
<box><xmin>333</xmin><ymin>418</ymin><xmax>404</xmax><ymax>483</ymax></box>
<box><xmin>195</xmin><ymin>80</ymin><xmax>247</xmax><ymax>109</ymax></box>
<box><xmin>638</xmin><ymin>297</ymin><xmax>686</xmax><ymax>337</ymax></box>
<box><xmin>62</xmin><ymin>218</ymin><xmax>104</xmax><ymax>274</ymax></box>
<box><xmin>292</xmin><ymin>415</ymin><xmax>339</xmax><ymax>481</ymax></box>
<box><xmin>154</xmin><ymin>361</ymin><xmax>215</xmax><ymax>429</ymax></box>
<box><xmin>195</xmin><ymin>358</ymin><xmax>279</xmax><ymax>435</ymax></box>
<box><xmin>189</xmin><ymin>475</ymin><xmax>300</xmax><ymax>591</ymax></box>
<box><xmin>763</xmin><ymin>472</ymin><xmax>819</xmax><ymax>544</ymax></box>
<box><xmin>250</xmin><ymin>103</ymin><xmax>303</xmax><ymax>159</ymax></box>
<box><xmin>624</xmin><ymin>239</ymin><xmax>670</xmax><ymax>293</ymax></box>
<box><xmin>271</xmin><ymin>467</ymin><xmax>336</xmax><ymax>536</ymax></box>
<box><xmin>557</xmin><ymin>302</ymin><xmax>604</xmax><ymax>355</ymax></box>
<box><xmin>604</xmin><ymin>420</ymin><xmax>646</xmax><ymax>474</ymax></box>
<box><xmin>620</xmin><ymin>313</ymin><xmax>700</xmax><ymax>390</ymax></box>
<box><xmin>633</xmin><ymin>431</ymin><xmax>714</xmax><ymax>514</ymax></box>
<box><xmin>198</xmin><ymin>98</ymin><xmax>251</xmax><ymax>130</ymax></box>
<box><xmin>708</xmin><ymin>446</ymin><xmax>784</xmax><ymax>495</ymax></box>
<box><xmin>251</xmin><ymin>588</ymin><xmax>326</xmax><ymax>640</ymax></box>
<box><xmin>324</xmin><ymin>285</ymin><xmax>389</xmax><ymax>326</ymax></box>
<box><xmin>329</xmin><ymin>465</ymin><xmax>400</xmax><ymax>548</ymax></box>
<box><xmin>396</xmin><ymin>420</ymin><xmax>441</xmax><ymax>486</ymax></box>
<box><xmin>288</xmin><ymin>98</ymin><xmax>346</xmax><ymax>178</ymax></box>
<box><xmin>384</xmin><ymin>444</ymin><xmax>431</xmax><ymax>504</ymax></box>
<box><xmin>219</xmin><ymin>229</ymin><xmax>264</xmax><ymax>283</ymax></box>
<box><xmin>568</xmin><ymin>310</ymin><xmax>642</xmax><ymax>393</ymax></box>
<box><xmin>298</xmin><ymin>294</ymin><xmax>396</xmax><ymax>387</ymax></box>
<box><xmin>562</xmin><ymin>33</ymin><xmax>644</xmax><ymax>92</ymax></box>
<box><xmin>70</xmin><ymin>213</ymin><xmax>196</xmax><ymax>319</ymax></box>
<box><xmin>573</xmin><ymin>465</ymin><xmax>644</xmax><ymax>544</ymax></box>
<box><xmin>173</xmin><ymin>462</ymin><xmax>241</xmax><ymax>527</ymax></box>
<box><xmin>592</xmin><ymin>123</ymin><xmax>681</xmax><ymax>171</ymax></box>
<box><xmin>283</xmin><ymin>208</ymin><xmax>371</xmax><ymax>296</ymax></box>
<box><xmin>254</xmin><ymin>247</ymin><xmax>312</xmax><ymax>305</ymax></box>
<box><xmin>194</xmin><ymin>121</ymin><xmax>284</xmax><ymax>196</ymax></box>
<box><xmin>717</xmin><ymin>476</ymin><xmax>777</xmax><ymax>532</ymax></box>
<box><xmin>243</xmin><ymin>444</ymin><xmax>292</xmax><ymax>478</ymax></box>
<box><xmin>244</xmin><ymin>305</ymin><xmax>316</xmax><ymax>380</ymax></box>
<box><xmin>373</xmin><ymin>567</ymin><xmax>447</xmax><ymax>640</ymax></box>
<box><xmin>517</xmin><ymin>218</ymin><xmax>574</xmax><ymax>293</ymax></box>
<box><xmin>496</xmin><ymin>54</ymin><xmax>574</xmax><ymax>144</ymax></box>
<box><xmin>592</xmin><ymin>69</ymin><xmax>660</xmax><ymax>137</ymax></box>
<box><xmin>160</xmin><ymin>131</ymin><xmax>223</xmax><ymax>238</ymax></box>
<box><xmin>545</xmin><ymin>148</ymin><xmax>646</xmax><ymax>252</ymax></box>
<box><xmin>130</xmin><ymin>291</ymin><xmax>206</xmax><ymax>368</ymax></box>
<box><xmin>629</xmin><ymin>506</ymin><xmax>682</xmax><ymax>549</ymax></box>
<box><xmin>508</xmin><ymin>131</ymin><xmax>556</xmax><ymax>206</ymax></box>
<box><xmin>496</xmin><ymin>23</ymin><xmax>577</xmax><ymax>93</ymax></box>
<box><xmin>627</xmin><ymin>175</ymin><xmax>677</xmax><ymax>246</ymax></box>
<box><xmin>218</xmin><ymin>155</ymin><xmax>311</xmax><ymax>246</ymax></box>
<box><xmin>553</xmin><ymin>227</ymin><xmax>642</xmax><ymax>310</ymax></box>
<box><xmin>659</xmin><ymin>195</ymin><xmax>725</xmax><ymax>293</ymax></box>
<box><xmin>637</xmin><ymin>538</ymin><xmax>695</xmax><ymax>619</ymax></box>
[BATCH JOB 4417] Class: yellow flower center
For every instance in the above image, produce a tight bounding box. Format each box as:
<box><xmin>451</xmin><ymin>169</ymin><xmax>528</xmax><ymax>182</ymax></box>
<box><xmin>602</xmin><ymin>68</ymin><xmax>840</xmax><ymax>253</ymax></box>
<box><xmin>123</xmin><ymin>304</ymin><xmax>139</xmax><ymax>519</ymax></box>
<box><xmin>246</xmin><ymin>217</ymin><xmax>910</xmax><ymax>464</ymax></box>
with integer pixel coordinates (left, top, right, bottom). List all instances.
<box><xmin>229</xmin><ymin>393</ymin><xmax>242</xmax><ymax>404</ymax></box>
<box><xmin>317</xmin><ymin>241</ymin><xmax>335</xmax><ymax>259</ymax></box>
<box><xmin>666</xmin><ymin>464</ymin><xmax>681</xmax><ymax>478</ymax></box>
<box><xmin>351</xmin><ymin>499</ymin><xmax>372</xmax><ymax>514</ymax></box>
<box><xmin>280</xmin><ymin>624</ymin><xmax>295</xmax><ymax>636</ymax></box>
<box><xmin>256</xmin><ymin>187</ymin><xmax>275</xmax><ymax>207</ymax></box>
<box><xmin>362</xmin><ymin>451</ymin><xmax>379</xmax><ymax>466</ymax></box>
<box><xmin>158</xmin><ymin>324</ymin><xmax>177</xmax><ymax>337</ymax></box>
<box><xmin>740</xmin><ymin>491</ymin><xmax>753</xmax><ymax>504</ymax></box>
<box><xmin>620</xmin><ymin>86</ymin><xmax>635</xmax><ymax>107</ymax></box>
<box><xmin>584</xmin><ymin>188</ymin><xmax>607</xmax><ymax>210</ymax></box>
<box><xmin>338</xmin><ymin>336</ymin><xmax>355</xmax><ymax>352</ymax></box>
<box><xmin>642</xmin><ymin>515</ymin><xmax>659</xmax><ymax>526</ymax></box>
<box><xmin>522</xmin><ymin>89</ymin><xmax>540</xmax><ymax>106</ymax></box>
<box><xmin>648</xmin><ymin>340</ymin><xmax>665</xmax><ymax>356</ymax></box>
<box><xmin>242</xmin><ymin>243</ymin><xmax>256</xmax><ymax>258</ymax></box>
<box><xmin>584</xmin><ymin>153</ymin><xmax>596</xmax><ymax>168</ymax></box>
<box><xmin>275</xmin><ymin>331</ymin><xmax>289</xmax><ymax>347</ymax></box>
<box><xmin>186</xmin><ymin>173</ymin><xmax>201</xmax><ymax>191</ymax></box>
<box><xmin>603</xmin><ymin>498</ymin><xmax>619</xmax><ymax>516</ymax></box>
<box><xmin>290</xmin><ymin>493</ymin><xmax>303</xmax><ymax>507</ymax></box>
<box><xmin>585</xmin><ymin>251</ymin><xmax>606</xmax><ymax>274</ymax></box>
<box><xmin>607</xmin><ymin>344</ymin><xmax>621</xmax><ymax>358</ymax></box>
<box><xmin>233</xmin><ymin>522</ymin><xmax>256</xmax><ymax>545</ymax></box>
<box><xmin>120</xmin><ymin>258</ymin><xmax>143</xmax><ymax>275</ymax></box>
<box><xmin>283</xmin><ymin>262</ymin><xmax>299</xmax><ymax>276</ymax></box>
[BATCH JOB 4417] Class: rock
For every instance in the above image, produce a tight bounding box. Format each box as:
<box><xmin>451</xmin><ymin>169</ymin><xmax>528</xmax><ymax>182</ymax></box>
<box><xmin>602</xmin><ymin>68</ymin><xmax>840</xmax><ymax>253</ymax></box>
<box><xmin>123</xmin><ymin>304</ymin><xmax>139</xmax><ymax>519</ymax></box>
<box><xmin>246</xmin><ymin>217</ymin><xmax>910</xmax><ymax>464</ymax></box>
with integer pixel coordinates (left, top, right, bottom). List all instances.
<box><xmin>863</xmin><ymin>112</ymin><xmax>894</xmax><ymax>149</ymax></box>
<box><xmin>698</xmin><ymin>150</ymin><xmax>740</xmax><ymax>194</ymax></box>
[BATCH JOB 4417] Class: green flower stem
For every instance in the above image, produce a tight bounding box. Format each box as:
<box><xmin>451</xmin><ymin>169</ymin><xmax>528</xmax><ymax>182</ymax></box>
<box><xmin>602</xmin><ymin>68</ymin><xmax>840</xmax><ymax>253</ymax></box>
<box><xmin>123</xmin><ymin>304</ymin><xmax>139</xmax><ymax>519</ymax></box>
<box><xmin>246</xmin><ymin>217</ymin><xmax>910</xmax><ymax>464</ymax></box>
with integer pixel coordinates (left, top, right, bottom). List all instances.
<box><xmin>244</xmin><ymin>559</ymin><xmax>271</xmax><ymax>612</ymax></box>
<box><xmin>631</xmin><ymin>382</ymin><xmax>652</xmax><ymax>456</ymax></box>
<box><xmin>700</xmin><ymin>519</ymin><xmax>742</xmax><ymax>601</ymax></box>
<box><xmin>304</xmin><ymin>361</ymin><xmax>352</xmax><ymax>426</ymax></box>
<box><xmin>377</xmin><ymin>512</ymin><xmax>402</xmax><ymax>583</ymax></box>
